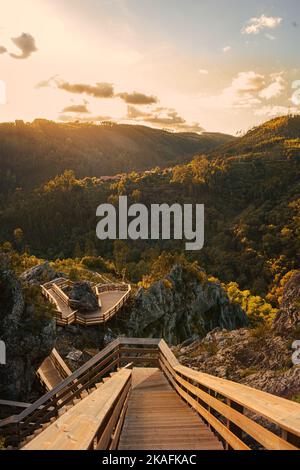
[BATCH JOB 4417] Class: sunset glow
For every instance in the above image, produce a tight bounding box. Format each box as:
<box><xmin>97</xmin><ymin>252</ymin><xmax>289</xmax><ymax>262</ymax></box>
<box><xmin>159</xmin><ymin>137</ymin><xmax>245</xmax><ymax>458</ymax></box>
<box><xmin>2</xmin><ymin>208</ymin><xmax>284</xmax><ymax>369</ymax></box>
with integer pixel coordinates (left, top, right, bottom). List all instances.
<box><xmin>1</xmin><ymin>0</ymin><xmax>300</xmax><ymax>134</ymax></box>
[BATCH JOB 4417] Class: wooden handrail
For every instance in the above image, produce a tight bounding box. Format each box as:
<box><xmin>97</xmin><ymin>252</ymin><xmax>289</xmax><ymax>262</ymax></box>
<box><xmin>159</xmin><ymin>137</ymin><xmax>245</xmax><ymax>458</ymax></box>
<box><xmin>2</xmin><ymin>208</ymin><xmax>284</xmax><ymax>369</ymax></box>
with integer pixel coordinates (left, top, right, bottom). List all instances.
<box><xmin>22</xmin><ymin>368</ymin><xmax>132</xmax><ymax>450</ymax></box>
<box><xmin>0</xmin><ymin>339</ymin><xmax>121</xmax><ymax>428</ymax></box>
<box><xmin>50</xmin><ymin>348</ymin><xmax>72</xmax><ymax>380</ymax></box>
<box><xmin>2</xmin><ymin>337</ymin><xmax>299</xmax><ymax>451</ymax></box>
<box><xmin>0</xmin><ymin>338</ymin><xmax>160</xmax><ymax>446</ymax></box>
<box><xmin>158</xmin><ymin>339</ymin><xmax>300</xmax><ymax>450</ymax></box>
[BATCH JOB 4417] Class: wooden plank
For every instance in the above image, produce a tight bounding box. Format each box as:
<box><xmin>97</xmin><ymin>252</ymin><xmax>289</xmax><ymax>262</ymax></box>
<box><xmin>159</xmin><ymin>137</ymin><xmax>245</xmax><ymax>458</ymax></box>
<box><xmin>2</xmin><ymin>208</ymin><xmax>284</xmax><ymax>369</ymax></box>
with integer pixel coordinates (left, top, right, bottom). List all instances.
<box><xmin>118</xmin><ymin>368</ymin><xmax>223</xmax><ymax>451</ymax></box>
<box><xmin>173</xmin><ymin>365</ymin><xmax>297</xmax><ymax>450</ymax></box>
<box><xmin>175</xmin><ymin>363</ymin><xmax>300</xmax><ymax>439</ymax></box>
<box><xmin>160</xmin><ymin>360</ymin><xmax>249</xmax><ymax>450</ymax></box>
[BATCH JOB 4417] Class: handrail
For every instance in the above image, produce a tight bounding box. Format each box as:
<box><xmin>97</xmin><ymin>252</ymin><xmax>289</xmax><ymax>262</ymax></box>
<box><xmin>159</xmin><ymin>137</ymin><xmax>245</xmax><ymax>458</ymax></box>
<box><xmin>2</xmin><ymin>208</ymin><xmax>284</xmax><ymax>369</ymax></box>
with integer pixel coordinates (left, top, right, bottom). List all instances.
<box><xmin>158</xmin><ymin>339</ymin><xmax>300</xmax><ymax>450</ymax></box>
<box><xmin>1</xmin><ymin>337</ymin><xmax>299</xmax><ymax>451</ymax></box>
<box><xmin>0</xmin><ymin>338</ymin><xmax>159</xmax><ymax>446</ymax></box>
<box><xmin>22</xmin><ymin>368</ymin><xmax>132</xmax><ymax>450</ymax></box>
<box><xmin>49</xmin><ymin>348</ymin><xmax>72</xmax><ymax>380</ymax></box>
<box><xmin>0</xmin><ymin>339</ymin><xmax>121</xmax><ymax>428</ymax></box>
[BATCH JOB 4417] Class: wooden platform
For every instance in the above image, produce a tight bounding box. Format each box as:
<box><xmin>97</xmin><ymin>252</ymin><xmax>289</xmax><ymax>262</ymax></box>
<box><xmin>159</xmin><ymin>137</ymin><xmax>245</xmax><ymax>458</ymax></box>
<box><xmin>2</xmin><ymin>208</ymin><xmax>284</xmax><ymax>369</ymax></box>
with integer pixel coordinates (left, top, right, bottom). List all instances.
<box><xmin>37</xmin><ymin>357</ymin><xmax>64</xmax><ymax>391</ymax></box>
<box><xmin>118</xmin><ymin>368</ymin><xmax>223</xmax><ymax>450</ymax></box>
<box><xmin>37</xmin><ymin>349</ymin><xmax>72</xmax><ymax>392</ymax></box>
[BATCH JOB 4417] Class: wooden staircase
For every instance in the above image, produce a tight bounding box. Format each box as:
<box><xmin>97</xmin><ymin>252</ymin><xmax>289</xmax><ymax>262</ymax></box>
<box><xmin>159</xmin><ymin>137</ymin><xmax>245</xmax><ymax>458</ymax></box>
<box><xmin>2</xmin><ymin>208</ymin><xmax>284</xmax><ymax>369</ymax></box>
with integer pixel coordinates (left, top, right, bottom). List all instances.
<box><xmin>0</xmin><ymin>338</ymin><xmax>299</xmax><ymax>451</ymax></box>
<box><xmin>118</xmin><ymin>368</ymin><xmax>223</xmax><ymax>450</ymax></box>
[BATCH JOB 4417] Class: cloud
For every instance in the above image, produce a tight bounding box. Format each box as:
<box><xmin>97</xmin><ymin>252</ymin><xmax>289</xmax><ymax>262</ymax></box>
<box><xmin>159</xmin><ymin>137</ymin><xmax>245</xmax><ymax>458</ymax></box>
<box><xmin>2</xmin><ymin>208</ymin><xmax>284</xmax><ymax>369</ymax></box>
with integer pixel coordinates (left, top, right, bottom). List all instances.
<box><xmin>242</xmin><ymin>15</ymin><xmax>282</xmax><ymax>35</ymax></box>
<box><xmin>223</xmin><ymin>46</ymin><xmax>231</xmax><ymax>53</ymax></box>
<box><xmin>127</xmin><ymin>106</ymin><xmax>204</xmax><ymax>133</ymax></box>
<box><xmin>265</xmin><ymin>33</ymin><xmax>276</xmax><ymax>40</ymax></box>
<box><xmin>9</xmin><ymin>33</ymin><xmax>38</xmax><ymax>59</ymax></box>
<box><xmin>36</xmin><ymin>75</ymin><xmax>59</xmax><ymax>88</ymax></box>
<box><xmin>198</xmin><ymin>71</ymin><xmax>286</xmax><ymax>111</ymax></box>
<box><xmin>0</xmin><ymin>46</ymin><xmax>7</xmax><ymax>54</ymax></box>
<box><xmin>230</xmin><ymin>71</ymin><xmax>266</xmax><ymax>95</ymax></box>
<box><xmin>38</xmin><ymin>76</ymin><xmax>157</xmax><ymax>106</ymax></box>
<box><xmin>254</xmin><ymin>106</ymin><xmax>298</xmax><ymax>117</ymax></box>
<box><xmin>61</xmin><ymin>104</ymin><xmax>90</xmax><ymax>113</ymax></box>
<box><xmin>259</xmin><ymin>73</ymin><xmax>285</xmax><ymax>100</ymax></box>
<box><xmin>57</xmin><ymin>81</ymin><xmax>114</xmax><ymax>98</ymax></box>
<box><xmin>117</xmin><ymin>91</ymin><xmax>158</xmax><ymax>105</ymax></box>
<box><xmin>198</xmin><ymin>69</ymin><xmax>209</xmax><ymax>75</ymax></box>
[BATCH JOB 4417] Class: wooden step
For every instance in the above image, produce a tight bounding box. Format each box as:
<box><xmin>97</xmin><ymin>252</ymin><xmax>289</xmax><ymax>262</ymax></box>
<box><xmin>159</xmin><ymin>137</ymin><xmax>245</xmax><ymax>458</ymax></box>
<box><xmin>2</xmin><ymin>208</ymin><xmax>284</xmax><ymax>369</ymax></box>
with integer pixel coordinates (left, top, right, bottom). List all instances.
<box><xmin>118</xmin><ymin>368</ymin><xmax>223</xmax><ymax>451</ymax></box>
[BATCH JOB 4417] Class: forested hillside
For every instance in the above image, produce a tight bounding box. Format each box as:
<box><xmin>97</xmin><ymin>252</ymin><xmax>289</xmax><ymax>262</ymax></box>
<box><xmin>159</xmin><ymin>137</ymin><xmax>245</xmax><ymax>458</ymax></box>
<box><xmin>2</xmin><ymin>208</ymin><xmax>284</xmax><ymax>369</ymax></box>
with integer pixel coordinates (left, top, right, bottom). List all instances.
<box><xmin>0</xmin><ymin>119</ymin><xmax>233</xmax><ymax>194</ymax></box>
<box><xmin>0</xmin><ymin>115</ymin><xmax>299</xmax><ymax>307</ymax></box>
<box><xmin>210</xmin><ymin>114</ymin><xmax>300</xmax><ymax>159</ymax></box>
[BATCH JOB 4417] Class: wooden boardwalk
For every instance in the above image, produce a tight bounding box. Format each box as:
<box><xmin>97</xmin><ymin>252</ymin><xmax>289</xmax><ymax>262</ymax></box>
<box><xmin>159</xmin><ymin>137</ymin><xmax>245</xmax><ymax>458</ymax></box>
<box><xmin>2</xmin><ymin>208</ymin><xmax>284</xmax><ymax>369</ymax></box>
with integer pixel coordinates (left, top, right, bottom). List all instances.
<box><xmin>42</xmin><ymin>279</ymin><xmax>131</xmax><ymax>326</ymax></box>
<box><xmin>118</xmin><ymin>368</ymin><xmax>223</xmax><ymax>450</ymax></box>
<box><xmin>37</xmin><ymin>349</ymin><xmax>72</xmax><ymax>392</ymax></box>
<box><xmin>3</xmin><ymin>338</ymin><xmax>299</xmax><ymax>451</ymax></box>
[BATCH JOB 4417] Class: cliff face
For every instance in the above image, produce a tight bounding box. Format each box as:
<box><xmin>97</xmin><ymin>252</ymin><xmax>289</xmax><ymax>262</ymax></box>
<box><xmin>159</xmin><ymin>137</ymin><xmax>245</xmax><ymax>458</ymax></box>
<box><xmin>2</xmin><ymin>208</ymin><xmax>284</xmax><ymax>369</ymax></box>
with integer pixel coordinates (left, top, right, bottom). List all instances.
<box><xmin>273</xmin><ymin>271</ymin><xmax>300</xmax><ymax>334</ymax></box>
<box><xmin>128</xmin><ymin>265</ymin><xmax>248</xmax><ymax>344</ymax></box>
<box><xmin>175</xmin><ymin>271</ymin><xmax>300</xmax><ymax>400</ymax></box>
<box><xmin>0</xmin><ymin>269</ymin><xmax>56</xmax><ymax>400</ymax></box>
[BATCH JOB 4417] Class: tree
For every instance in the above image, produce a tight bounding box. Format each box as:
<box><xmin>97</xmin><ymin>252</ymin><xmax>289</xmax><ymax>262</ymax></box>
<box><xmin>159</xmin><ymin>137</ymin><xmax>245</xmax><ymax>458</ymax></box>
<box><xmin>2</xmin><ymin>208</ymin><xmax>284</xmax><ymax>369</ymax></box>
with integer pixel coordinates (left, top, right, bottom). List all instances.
<box><xmin>13</xmin><ymin>228</ymin><xmax>24</xmax><ymax>253</ymax></box>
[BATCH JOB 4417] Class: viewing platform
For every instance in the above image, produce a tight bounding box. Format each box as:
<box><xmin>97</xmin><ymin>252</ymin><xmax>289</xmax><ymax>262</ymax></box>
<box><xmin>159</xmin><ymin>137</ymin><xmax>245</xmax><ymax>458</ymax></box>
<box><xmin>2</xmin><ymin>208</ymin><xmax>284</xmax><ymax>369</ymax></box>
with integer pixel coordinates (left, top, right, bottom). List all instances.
<box><xmin>41</xmin><ymin>278</ymin><xmax>131</xmax><ymax>326</ymax></box>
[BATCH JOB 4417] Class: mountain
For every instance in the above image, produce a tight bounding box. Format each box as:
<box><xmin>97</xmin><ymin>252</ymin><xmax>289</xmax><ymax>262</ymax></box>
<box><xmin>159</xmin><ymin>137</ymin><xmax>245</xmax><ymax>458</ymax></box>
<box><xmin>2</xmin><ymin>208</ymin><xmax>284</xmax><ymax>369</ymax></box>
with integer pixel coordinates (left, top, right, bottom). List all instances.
<box><xmin>0</xmin><ymin>119</ymin><xmax>233</xmax><ymax>194</ymax></box>
<box><xmin>210</xmin><ymin>114</ymin><xmax>300</xmax><ymax>159</ymax></box>
<box><xmin>0</xmin><ymin>115</ymin><xmax>299</xmax><ymax>303</ymax></box>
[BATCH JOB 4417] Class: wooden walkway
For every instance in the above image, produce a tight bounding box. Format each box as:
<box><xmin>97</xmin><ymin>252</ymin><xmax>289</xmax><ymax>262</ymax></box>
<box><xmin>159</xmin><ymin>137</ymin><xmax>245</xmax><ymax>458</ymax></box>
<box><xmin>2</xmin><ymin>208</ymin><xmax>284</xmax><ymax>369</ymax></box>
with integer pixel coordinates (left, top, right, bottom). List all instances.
<box><xmin>37</xmin><ymin>349</ymin><xmax>72</xmax><ymax>392</ymax></box>
<box><xmin>118</xmin><ymin>368</ymin><xmax>223</xmax><ymax>450</ymax></box>
<box><xmin>3</xmin><ymin>338</ymin><xmax>299</xmax><ymax>451</ymax></box>
<box><xmin>37</xmin><ymin>357</ymin><xmax>64</xmax><ymax>391</ymax></box>
<box><xmin>42</xmin><ymin>279</ymin><xmax>131</xmax><ymax>326</ymax></box>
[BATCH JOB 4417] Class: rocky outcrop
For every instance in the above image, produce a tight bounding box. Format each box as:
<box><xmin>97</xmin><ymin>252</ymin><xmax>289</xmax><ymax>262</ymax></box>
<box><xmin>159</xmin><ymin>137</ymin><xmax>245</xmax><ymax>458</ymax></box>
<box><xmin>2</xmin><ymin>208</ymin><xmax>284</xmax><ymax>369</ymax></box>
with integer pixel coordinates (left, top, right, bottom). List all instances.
<box><xmin>20</xmin><ymin>261</ymin><xmax>64</xmax><ymax>286</ymax></box>
<box><xmin>175</xmin><ymin>271</ymin><xmax>300</xmax><ymax>400</ymax></box>
<box><xmin>127</xmin><ymin>264</ymin><xmax>248</xmax><ymax>344</ymax></box>
<box><xmin>64</xmin><ymin>281</ymin><xmax>98</xmax><ymax>312</ymax></box>
<box><xmin>273</xmin><ymin>271</ymin><xmax>300</xmax><ymax>334</ymax></box>
<box><xmin>0</xmin><ymin>268</ymin><xmax>56</xmax><ymax>400</ymax></box>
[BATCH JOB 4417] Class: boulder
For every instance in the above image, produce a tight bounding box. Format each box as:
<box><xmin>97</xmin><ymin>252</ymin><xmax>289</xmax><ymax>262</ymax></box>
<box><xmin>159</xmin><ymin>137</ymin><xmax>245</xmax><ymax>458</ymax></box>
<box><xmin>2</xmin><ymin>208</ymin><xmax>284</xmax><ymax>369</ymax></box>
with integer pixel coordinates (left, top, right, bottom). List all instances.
<box><xmin>65</xmin><ymin>281</ymin><xmax>98</xmax><ymax>312</ymax></box>
<box><xmin>20</xmin><ymin>261</ymin><xmax>64</xmax><ymax>286</ymax></box>
<box><xmin>127</xmin><ymin>264</ymin><xmax>248</xmax><ymax>344</ymax></box>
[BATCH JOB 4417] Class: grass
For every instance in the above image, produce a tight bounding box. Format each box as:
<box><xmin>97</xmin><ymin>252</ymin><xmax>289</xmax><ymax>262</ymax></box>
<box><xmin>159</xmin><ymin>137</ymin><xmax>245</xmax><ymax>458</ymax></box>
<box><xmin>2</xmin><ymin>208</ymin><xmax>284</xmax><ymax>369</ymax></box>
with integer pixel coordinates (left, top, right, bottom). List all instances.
<box><xmin>240</xmin><ymin>367</ymin><xmax>259</xmax><ymax>378</ymax></box>
<box><xmin>291</xmin><ymin>393</ymin><xmax>300</xmax><ymax>404</ymax></box>
<box><xmin>249</xmin><ymin>322</ymin><xmax>271</xmax><ymax>339</ymax></box>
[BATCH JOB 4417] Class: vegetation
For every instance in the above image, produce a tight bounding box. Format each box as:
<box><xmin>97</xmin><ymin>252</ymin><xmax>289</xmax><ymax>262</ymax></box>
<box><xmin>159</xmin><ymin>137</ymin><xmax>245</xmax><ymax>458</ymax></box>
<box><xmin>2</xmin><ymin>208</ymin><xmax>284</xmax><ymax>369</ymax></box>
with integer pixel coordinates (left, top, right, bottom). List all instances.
<box><xmin>0</xmin><ymin>115</ymin><xmax>299</xmax><ymax>326</ymax></box>
<box><xmin>0</xmin><ymin>119</ymin><xmax>233</xmax><ymax>194</ymax></box>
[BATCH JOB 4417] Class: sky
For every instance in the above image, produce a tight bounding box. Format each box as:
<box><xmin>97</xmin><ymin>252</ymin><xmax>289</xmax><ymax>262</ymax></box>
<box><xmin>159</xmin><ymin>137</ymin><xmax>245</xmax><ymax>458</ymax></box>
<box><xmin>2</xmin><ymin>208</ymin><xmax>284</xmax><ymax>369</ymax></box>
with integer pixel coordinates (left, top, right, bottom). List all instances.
<box><xmin>0</xmin><ymin>0</ymin><xmax>300</xmax><ymax>134</ymax></box>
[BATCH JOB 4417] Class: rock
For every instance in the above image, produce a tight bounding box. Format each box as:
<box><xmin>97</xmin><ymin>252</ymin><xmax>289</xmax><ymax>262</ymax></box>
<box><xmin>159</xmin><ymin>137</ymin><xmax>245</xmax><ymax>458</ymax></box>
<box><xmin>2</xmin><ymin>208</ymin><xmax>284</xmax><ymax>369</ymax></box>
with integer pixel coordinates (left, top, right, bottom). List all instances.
<box><xmin>66</xmin><ymin>349</ymin><xmax>83</xmax><ymax>362</ymax></box>
<box><xmin>20</xmin><ymin>261</ymin><xmax>64</xmax><ymax>286</ymax></box>
<box><xmin>127</xmin><ymin>264</ymin><xmax>248</xmax><ymax>344</ymax></box>
<box><xmin>64</xmin><ymin>281</ymin><xmax>98</xmax><ymax>312</ymax></box>
<box><xmin>242</xmin><ymin>367</ymin><xmax>300</xmax><ymax>398</ymax></box>
<box><xmin>175</xmin><ymin>273</ymin><xmax>300</xmax><ymax>401</ymax></box>
<box><xmin>0</xmin><ymin>268</ymin><xmax>56</xmax><ymax>400</ymax></box>
<box><xmin>104</xmin><ymin>328</ymin><xmax>118</xmax><ymax>345</ymax></box>
<box><xmin>273</xmin><ymin>271</ymin><xmax>300</xmax><ymax>334</ymax></box>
